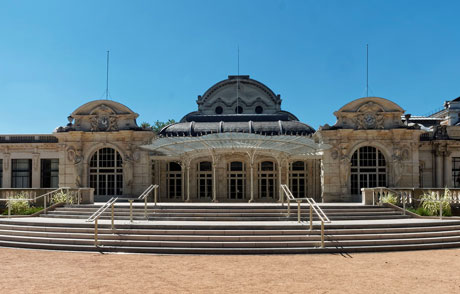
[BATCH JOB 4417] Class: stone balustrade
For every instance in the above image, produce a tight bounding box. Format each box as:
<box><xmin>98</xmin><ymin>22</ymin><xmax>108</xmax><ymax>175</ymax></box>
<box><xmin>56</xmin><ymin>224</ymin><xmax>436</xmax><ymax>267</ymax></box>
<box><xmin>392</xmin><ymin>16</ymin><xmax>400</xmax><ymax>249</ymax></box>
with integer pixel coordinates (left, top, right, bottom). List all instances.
<box><xmin>362</xmin><ymin>187</ymin><xmax>460</xmax><ymax>206</ymax></box>
<box><xmin>0</xmin><ymin>188</ymin><xmax>94</xmax><ymax>204</ymax></box>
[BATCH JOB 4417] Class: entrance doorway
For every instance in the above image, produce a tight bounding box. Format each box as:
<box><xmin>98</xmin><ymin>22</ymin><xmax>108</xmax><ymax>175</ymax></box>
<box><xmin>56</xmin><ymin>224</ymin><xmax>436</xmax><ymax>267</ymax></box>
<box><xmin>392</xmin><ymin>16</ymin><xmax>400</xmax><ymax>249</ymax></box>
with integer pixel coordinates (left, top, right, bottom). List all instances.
<box><xmin>227</xmin><ymin>161</ymin><xmax>245</xmax><ymax>200</ymax></box>
<box><xmin>89</xmin><ymin>148</ymin><xmax>123</xmax><ymax>196</ymax></box>
<box><xmin>197</xmin><ymin>161</ymin><xmax>212</xmax><ymax>199</ymax></box>
<box><xmin>258</xmin><ymin>161</ymin><xmax>276</xmax><ymax>199</ymax></box>
<box><xmin>350</xmin><ymin>146</ymin><xmax>387</xmax><ymax>195</ymax></box>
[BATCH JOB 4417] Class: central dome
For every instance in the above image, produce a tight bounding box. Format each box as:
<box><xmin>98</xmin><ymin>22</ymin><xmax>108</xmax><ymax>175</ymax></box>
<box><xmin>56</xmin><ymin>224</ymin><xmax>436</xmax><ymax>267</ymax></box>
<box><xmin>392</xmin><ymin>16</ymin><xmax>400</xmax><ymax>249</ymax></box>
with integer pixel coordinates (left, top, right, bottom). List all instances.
<box><xmin>196</xmin><ymin>75</ymin><xmax>281</xmax><ymax>116</ymax></box>
<box><xmin>160</xmin><ymin>75</ymin><xmax>315</xmax><ymax>137</ymax></box>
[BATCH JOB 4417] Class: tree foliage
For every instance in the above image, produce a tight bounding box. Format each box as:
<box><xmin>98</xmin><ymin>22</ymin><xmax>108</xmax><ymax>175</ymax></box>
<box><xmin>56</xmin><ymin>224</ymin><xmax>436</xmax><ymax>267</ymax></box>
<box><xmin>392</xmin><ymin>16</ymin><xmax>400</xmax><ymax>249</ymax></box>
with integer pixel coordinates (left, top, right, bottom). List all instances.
<box><xmin>140</xmin><ymin>119</ymin><xmax>176</xmax><ymax>133</ymax></box>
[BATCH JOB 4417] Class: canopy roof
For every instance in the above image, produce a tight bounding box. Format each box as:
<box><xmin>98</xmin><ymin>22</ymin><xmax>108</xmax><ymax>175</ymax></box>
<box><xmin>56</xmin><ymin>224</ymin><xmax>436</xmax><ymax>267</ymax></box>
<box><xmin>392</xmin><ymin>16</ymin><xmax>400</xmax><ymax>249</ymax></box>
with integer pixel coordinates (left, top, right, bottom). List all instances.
<box><xmin>142</xmin><ymin>133</ymin><xmax>328</xmax><ymax>158</ymax></box>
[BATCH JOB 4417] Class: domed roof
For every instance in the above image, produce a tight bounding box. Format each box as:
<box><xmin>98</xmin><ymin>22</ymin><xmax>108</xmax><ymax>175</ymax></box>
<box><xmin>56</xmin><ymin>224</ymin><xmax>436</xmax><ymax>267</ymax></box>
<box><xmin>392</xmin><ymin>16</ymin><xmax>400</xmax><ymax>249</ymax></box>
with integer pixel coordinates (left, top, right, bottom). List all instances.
<box><xmin>160</xmin><ymin>75</ymin><xmax>315</xmax><ymax>137</ymax></box>
<box><xmin>71</xmin><ymin>100</ymin><xmax>137</xmax><ymax>116</ymax></box>
<box><xmin>57</xmin><ymin>100</ymin><xmax>141</xmax><ymax>132</ymax></box>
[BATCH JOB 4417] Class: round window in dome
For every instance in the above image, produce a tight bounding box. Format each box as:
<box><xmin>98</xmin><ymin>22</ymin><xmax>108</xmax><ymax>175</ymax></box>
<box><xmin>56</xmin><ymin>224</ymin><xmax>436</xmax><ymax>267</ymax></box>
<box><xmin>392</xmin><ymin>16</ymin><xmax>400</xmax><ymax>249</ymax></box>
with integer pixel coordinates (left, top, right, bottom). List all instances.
<box><xmin>255</xmin><ymin>106</ymin><xmax>263</xmax><ymax>114</ymax></box>
<box><xmin>215</xmin><ymin>106</ymin><xmax>223</xmax><ymax>114</ymax></box>
<box><xmin>235</xmin><ymin>106</ymin><xmax>243</xmax><ymax>114</ymax></box>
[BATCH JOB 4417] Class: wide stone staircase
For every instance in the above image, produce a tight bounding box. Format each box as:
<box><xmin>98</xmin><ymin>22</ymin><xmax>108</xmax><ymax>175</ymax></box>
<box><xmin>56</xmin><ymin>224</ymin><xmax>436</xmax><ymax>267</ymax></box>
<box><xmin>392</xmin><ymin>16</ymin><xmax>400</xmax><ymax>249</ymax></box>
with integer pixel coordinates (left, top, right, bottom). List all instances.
<box><xmin>42</xmin><ymin>203</ymin><xmax>410</xmax><ymax>221</ymax></box>
<box><xmin>1</xmin><ymin>203</ymin><xmax>460</xmax><ymax>254</ymax></box>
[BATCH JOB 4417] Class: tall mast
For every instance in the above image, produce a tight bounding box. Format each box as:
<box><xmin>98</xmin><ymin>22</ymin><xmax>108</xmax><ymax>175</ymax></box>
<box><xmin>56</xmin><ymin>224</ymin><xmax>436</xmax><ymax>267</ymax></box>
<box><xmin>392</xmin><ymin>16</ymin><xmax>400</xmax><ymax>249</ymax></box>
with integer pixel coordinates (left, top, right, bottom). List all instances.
<box><xmin>106</xmin><ymin>50</ymin><xmax>110</xmax><ymax>100</ymax></box>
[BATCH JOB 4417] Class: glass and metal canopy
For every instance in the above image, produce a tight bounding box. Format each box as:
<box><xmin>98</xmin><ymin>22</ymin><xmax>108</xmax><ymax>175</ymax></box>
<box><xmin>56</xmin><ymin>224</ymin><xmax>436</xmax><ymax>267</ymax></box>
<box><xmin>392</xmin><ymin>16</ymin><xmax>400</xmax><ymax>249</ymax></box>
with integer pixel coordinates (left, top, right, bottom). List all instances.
<box><xmin>142</xmin><ymin>133</ymin><xmax>328</xmax><ymax>158</ymax></box>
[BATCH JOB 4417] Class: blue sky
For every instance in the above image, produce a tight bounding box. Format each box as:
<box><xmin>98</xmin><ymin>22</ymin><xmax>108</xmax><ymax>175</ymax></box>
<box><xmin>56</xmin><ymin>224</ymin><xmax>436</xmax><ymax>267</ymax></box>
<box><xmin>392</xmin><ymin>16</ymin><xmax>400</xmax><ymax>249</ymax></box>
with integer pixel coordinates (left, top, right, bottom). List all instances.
<box><xmin>0</xmin><ymin>0</ymin><xmax>459</xmax><ymax>133</ymax></box>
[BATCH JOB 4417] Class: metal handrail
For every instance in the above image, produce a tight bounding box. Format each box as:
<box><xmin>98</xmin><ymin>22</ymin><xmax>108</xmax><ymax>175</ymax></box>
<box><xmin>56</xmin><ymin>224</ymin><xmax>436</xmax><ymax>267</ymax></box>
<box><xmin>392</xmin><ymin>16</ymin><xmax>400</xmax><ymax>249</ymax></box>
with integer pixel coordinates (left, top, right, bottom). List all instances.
<box><xmin>280</xmin><ymin>184</ymin><xmax>330</xmax><ymax>248</ymax></box>
<box><xmin>137</xmin><ymin>184</ymin><xmax>159</xmax><ymax>219</ymax></box>
<box><xmin>86</xmin><ymin>197</ymin><xmax>118</xmax><ymax>246</ymax></box>
<box><xmin>0</xmin><ymin>187</ymin><xmax>72</xmax><ymax>218</ymax></box>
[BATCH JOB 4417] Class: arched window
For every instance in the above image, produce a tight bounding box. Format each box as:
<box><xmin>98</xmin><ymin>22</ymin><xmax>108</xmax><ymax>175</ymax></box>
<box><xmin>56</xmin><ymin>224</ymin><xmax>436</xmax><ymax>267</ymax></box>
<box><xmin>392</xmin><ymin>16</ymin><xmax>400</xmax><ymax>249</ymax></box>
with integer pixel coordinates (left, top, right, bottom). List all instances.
<box><xmin>351</xmin><ymin>146</ymin><xmax>387</xmax><ymax>195</ymax></box>
<box><xmin>89</xmin><ymin>148</ymin><xmax>123</xmax><ymax>196</ymax></box>
<box><xmin>167</xmin><ymin>162</ymin><xmax>182</xmax><ymax>199</ymax></box>
<box><xmin>197</xmin><ymin>161</ymin><xmax>212</xmax><ymax>199</ymax></box>
<box><xmin>227</xmin><ymin>161</ymin><xmax>245</xmax><ymax>199</ymax></box>
<box><xmin>258</xmin><ymin>161</ymin><xmax>276</xmax><ymax>199</ymax></box>
<box><xmin>290</xmin><ymin>161</ymin><xmax>307</xmax><ymax>198</ymax></box>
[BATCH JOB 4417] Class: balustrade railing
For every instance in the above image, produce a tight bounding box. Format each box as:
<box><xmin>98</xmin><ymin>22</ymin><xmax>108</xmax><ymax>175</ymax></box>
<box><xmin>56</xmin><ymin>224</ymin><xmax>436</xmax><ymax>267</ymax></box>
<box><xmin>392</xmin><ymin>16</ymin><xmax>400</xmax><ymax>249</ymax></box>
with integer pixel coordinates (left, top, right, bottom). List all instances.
<box><xmin>362</xmin><ymin>187</ymin><xmax>460</xmax><ymax>219</ymax></box>
<box><xmin>0</xmin><ymin>187</ymin><xmax>77</xmax><ymax>218</ymax></box>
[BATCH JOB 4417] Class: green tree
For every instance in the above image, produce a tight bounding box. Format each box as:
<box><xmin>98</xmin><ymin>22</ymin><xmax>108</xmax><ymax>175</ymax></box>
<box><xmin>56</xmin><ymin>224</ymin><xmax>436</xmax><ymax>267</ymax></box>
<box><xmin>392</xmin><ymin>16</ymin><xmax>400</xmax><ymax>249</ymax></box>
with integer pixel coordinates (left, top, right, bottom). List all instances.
<box><xmin>140</xmin><ymin>119</ymin><xmax>176</xmax><ymax>133</ymax></box>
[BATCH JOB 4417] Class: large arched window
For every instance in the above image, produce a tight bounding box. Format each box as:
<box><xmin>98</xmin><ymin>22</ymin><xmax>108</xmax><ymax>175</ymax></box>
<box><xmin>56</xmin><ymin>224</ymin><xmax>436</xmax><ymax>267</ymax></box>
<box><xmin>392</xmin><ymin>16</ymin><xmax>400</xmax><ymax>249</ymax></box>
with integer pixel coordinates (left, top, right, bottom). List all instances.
<box><xmin>351</xmin><ymin>146</ymin><xmax>387</xmax><ymax>195</ymax></box>
<box><xmin>89</xmin><ymin>148</ymin><xmax>123</xmax><ymax>196</ymax></box>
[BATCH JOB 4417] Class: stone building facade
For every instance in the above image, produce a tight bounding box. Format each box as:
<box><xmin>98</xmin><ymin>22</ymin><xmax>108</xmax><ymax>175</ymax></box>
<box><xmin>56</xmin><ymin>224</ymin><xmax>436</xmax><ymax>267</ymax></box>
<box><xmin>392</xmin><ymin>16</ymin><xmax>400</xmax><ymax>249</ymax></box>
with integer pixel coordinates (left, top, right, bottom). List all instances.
<box><xmin>1</xmin><ymin>75</ymin><xmax>459</xmax><ymax>203</ymax></box>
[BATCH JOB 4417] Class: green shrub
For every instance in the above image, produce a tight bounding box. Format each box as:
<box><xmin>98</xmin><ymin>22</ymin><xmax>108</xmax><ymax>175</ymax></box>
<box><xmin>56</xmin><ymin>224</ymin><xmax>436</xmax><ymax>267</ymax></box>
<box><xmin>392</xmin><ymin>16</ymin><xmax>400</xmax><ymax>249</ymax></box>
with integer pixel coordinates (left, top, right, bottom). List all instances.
<box><xmin>421</xmin><ymin>188</ymin><xmax>452</xmax><ymax>216</ymax></box>
<box><xmin>408</xmin><ymin>207</ymin><xmax>431</xmax><ymax>216</ymax></box>
<box><xmin>2</xmin><ymin>206</ymin><xmax>44</xmax><ymax>216</ymax></box>
<box><xmin>6</xmin><ymin>193</ymin><xmax>30</xmax><ymax>215</ymax></box>
<box><xmin>51</xmin><ymin>191</ymin><xmax>73</xmax><ymax>205</ymax></box>
<box><xmin>380</xmin><ymin>193</ymin><xmax>398</xmax><ymax>205</ymax></box>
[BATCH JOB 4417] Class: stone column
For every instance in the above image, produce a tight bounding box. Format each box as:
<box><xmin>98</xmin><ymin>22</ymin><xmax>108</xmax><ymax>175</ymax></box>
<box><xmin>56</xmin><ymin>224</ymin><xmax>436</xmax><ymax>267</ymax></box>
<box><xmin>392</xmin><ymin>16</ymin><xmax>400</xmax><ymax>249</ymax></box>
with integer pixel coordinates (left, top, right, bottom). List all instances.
<box><xmin>32</xmin><ymin>152</ymin><xmax>40</xmax><ymax>188</ymax></box>
<box><xmin>444</xmin><ymin>151</ymin><xmax>452</xmax><ymax>187</ymax></box>
<box><xmin>212</xmin><ymin>160</ymin><xmax>217</xmax><ymax>202</ymax></box>
<box><xmin>277</xmin><ymin>157</ymin><xmax>282</xmax><ymax>202</ymax></box>
<box><xmin>180</xmin><ymin>161</ymin><xmax>185</xmax><ymax>201</ymax></box>
<box><xmin>286</xmin><ymin>160</ymin><xmax>290</xmax><ymax>188</ymax></box>
<box><xmin>186</xmin><ymin>161</ymin><xmax>191</xmax><ymax>202</ymax></box>
<box><xmin>3</xmin><ymin>153</ymin><xmax>10</xmax><ymax>188</ymax></box>
<box><xmin>435</xmin><ymin>150</ymin><xmax>443</xmax><ymax>188</ymax></box>
<box><xmin>247</xmin><ymin>152</ymin><xmax>256</xmax><ymax>203</ymax></box>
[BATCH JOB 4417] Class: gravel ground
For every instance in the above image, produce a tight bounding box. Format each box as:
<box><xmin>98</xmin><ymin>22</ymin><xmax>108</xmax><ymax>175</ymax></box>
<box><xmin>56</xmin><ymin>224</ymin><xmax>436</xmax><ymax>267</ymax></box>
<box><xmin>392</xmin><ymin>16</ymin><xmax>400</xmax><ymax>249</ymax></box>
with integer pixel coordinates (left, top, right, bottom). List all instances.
<box><xmin>1</xmin><ymin>247</ymin><xmax>460</xmax><ymax>293</ymax></box>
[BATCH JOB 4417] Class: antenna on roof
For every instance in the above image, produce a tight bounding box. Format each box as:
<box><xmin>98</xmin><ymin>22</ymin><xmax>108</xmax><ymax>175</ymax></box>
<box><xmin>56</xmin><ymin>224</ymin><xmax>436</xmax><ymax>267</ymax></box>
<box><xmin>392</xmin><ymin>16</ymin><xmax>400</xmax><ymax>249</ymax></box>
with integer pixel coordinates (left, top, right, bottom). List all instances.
<box><xmin>105</xmin><ymin>50</ymin><xmax>110</xmax><ymax>100</ymax></box>
<box><xmin>366</xmin><ymin>44</ymin><xmax>369</xmax><ymax>97</ymax></box>
<box><xmin>236</xmin><ymin>44</ymin><xmax>240</xmax><ymax>114</ymax></box>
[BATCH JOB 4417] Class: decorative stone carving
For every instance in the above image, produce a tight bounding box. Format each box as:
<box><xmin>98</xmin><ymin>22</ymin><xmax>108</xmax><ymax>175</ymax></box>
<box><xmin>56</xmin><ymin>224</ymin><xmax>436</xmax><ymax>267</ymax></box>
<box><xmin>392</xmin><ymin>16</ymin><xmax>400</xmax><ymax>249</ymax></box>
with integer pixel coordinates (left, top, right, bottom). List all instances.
<box><xmin>434</xmin><ymin>125</ymin><xmax>449</xmax><ymax>140</ymax></box>
<box><xmin>67</xmin><ymin>147</ymin><xmax>84</xmax><ymax>187</ymax></box>
<box><xmin>355</xmin><ymin>112</ymin><xmax>384</xmax><ymax>130</ymax></box>
<box><xmin>340</xmin><ymin>156</ymin><xmax>351</xmax><ymax>188</ymax></box>
<box><xmin>89</xmin><ymin>105</ymin><xmax>119</xmax><ymax>132</ymax></box>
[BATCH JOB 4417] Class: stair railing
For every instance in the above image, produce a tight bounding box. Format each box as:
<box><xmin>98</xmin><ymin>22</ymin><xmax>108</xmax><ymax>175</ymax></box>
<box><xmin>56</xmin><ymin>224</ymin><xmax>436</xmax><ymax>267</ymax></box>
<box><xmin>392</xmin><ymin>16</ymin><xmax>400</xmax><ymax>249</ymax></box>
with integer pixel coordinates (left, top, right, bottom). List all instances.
<box><xmin>86</xmin><ymin>197</ymin><xmax>118</xmax><ymax>247</ymax></box>
<box><xmin>1</xmin><ymin>187</ymin><xmax>71</xmax><ymax>218</ymax></box>
<box><xmin>280</xmin><ymin>184</ymin><xmax>331</xmax><ymax>248</ymax></box>
<box><xmin>137</xmin><ymin>184</ymin><xmax>159</xmax><ymax>219</ymax></box>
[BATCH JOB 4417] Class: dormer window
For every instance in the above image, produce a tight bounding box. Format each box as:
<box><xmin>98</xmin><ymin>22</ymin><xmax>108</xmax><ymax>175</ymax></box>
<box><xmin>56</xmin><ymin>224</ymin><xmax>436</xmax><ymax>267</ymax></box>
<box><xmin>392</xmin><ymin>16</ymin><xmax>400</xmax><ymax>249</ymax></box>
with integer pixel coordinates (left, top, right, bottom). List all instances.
<box><xmin>235</xmin><ymin>106</ymin><xmax>243</xmax><ymax>114</ymax></box>
<box><xmin>215</xmin><ymin>106</ymin><xmax>223</xmax><ymax>114</ymax></box>
<box><xmin>255</xmin><ymin>106</ymin><xmax>263</xmax><ymax>114</ymax></box>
